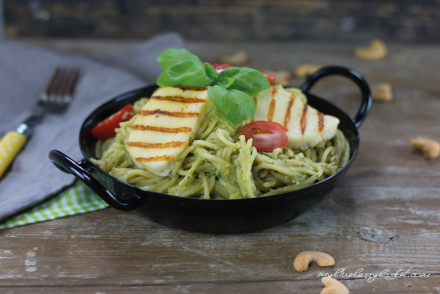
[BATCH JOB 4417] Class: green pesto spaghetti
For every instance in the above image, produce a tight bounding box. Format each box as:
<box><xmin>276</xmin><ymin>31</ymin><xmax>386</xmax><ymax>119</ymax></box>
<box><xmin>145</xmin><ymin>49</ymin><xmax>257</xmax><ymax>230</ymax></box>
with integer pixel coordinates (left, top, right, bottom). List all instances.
<box><xmin>91</xmin><ymin>97</ymin><xmax>350</xmax><ymax>200</ymax></box>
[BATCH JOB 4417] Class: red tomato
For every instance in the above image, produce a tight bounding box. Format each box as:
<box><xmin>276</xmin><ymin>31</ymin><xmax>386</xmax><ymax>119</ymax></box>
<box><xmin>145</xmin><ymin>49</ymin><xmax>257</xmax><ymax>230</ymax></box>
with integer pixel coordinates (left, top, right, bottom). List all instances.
<box><xmin>91</xmin><ymin>104</ymin><xmax>134</xmax><ymax>139</ymax></box>
<box><xmin>240</xmin><ymin>121</ymin><xmax>289</xmax><ymax>152</ymax></box>
<box><xmin>209</xmin><ymin>63</ymin><xmax>232</xmax><ymax>72</ymax></box>
<box><xmin>263</xmin><ymin>73</ymin><xmax>276</xmax><ymax>85</ymax></box>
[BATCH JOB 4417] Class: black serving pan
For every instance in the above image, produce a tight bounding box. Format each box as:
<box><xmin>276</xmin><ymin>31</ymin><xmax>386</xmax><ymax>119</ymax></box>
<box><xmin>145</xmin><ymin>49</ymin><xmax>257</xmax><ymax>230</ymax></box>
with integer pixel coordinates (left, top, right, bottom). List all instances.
<box><xmin>49</xmin><ymin>66</ymin><xmax>372</xmax><ymax>234</ymax></box>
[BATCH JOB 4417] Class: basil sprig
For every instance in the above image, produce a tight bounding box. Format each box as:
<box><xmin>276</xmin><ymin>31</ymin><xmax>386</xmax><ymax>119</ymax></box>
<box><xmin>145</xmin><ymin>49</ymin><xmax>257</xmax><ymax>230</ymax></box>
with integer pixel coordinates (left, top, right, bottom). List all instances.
<box><xmin>156</xmin><ymin>48</ymin><xmax>270</xmax><ymax>125</ymax></box>
<box><xmin>217</xmin><ymin>67</ymin><xmax>270</xmax><ymax>96</ymax></box>
<box><xmin>207</xmin><ymin>86</ymin><xmax>256</xmax><ymax>126</ymax></box>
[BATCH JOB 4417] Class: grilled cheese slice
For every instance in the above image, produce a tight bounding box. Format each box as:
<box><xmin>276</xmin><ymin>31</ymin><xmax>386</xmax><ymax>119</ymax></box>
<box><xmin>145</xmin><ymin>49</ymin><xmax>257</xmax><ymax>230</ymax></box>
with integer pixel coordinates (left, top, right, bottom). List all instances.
<box><xmin>126</xmin><ymin>86</ymin><xmax>212</xmax><ymax>176</ymax></box>
<box><xmin>250</xmin><ymin>85</ymin><xmax>339</xmax><ymax>150</ymax></box>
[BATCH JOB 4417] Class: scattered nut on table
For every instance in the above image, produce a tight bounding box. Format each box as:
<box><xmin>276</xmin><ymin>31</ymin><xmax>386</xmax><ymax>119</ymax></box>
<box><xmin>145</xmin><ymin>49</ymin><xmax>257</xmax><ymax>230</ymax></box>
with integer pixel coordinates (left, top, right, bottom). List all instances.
<box><xmin>293</xmin><ymin>251</ymin><xmax>335</xmax><ymax>272</ymax></box>
<box><xmin>411</xmin><ymin>138</ymin><xmax>440</xmax><ymax>159</ymax></box>
<box><xmin>372</xmin><ymin>83</ymin><xmax>393</xmax><ymax>101</ymax></box>
<box><xmin>263</xmin><ymin>70</ymin><xmax>291</xmax><ymax>86</ymax></box>
<box><xmin>219</xmin><ymin>49</ymin><xmax>249</xmax><ymax>66</ymax></box>
<box><xmin>355</xmin><ymin>39</ymin><xmax>387</xmax><ymax>61</ymax></box>
<box><xmin>321</xmin><ymin>277</ymin><xmax>349</xmax><ymax>294</ymax></box>
<box><xmin>295</xmin><ymin>64</ymin><xmax>322</xmax><ymax>78</ymax></box>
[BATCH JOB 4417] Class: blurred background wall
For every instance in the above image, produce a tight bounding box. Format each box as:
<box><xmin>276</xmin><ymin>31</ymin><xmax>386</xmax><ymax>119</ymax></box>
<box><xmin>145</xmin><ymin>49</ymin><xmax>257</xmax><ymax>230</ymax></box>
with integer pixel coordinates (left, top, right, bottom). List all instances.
<box><xmin>2</xmin><ymin>0</ymin><xmax>440</xmax><ymax>43</ymax></box>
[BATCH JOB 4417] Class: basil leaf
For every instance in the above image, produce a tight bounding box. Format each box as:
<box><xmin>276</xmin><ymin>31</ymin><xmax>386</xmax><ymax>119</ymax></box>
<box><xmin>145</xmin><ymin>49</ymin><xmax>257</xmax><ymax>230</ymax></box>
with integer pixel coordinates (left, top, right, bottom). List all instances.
<box><xmin>217</xmin><ymin>77</ymin><xmax>235</xmax><ymax>88</ymax></box>
<box><xmin>219</xmin><ymin>67</ymin><xmax>270</xmax><ymax>96</ymax></box>
<box><xmin>157</xmin><ymin>60</ymin><xmax>213</xmax><ymax>87</ymax></box>
<box><xmin>207</xmin><ymin>85</ymin><xmax>256</xmax><ymax>126</ymax></box>
<box><xmin>204</xmin><ymin>63</ymin><xmax>218</xmax><ymax>84</ymax></box>
<box><xmin>157</xmin><ymin>48</ymin><xmax>202</xmax><ymax>71</ymax></box>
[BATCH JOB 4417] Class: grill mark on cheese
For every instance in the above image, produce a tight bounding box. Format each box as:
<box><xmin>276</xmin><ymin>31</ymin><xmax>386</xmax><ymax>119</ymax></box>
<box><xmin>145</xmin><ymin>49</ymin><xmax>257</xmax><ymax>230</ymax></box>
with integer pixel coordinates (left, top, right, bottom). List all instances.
<box><xmin>317</xmin><ymin>112</ymin><xmax>324</xmax><ymax>133</ymax></box>
<box><xmin>267</xmin><ymin>87</ymin><xmax>278</xmax><ymax>122</ymax></box>
<box><xmin>253</xmin><ymin>95</ymin><xmax>258</xmax><ymax>108</ymax></box>
<box><xmin>131</xmin><ymin>125</ymin><xmax>192</xmax><ymax>133</ymax></box>
<box><xmin>151</xmin><ymin>96</ymin><xmax>206</xmax><ymax>103</ymax></box>
<box><xmin>138</xmin><ymin>109</ymin><xmax>199</xmax><ymax>118</ymax></box>
<box><xmin>300</xmin><ymin>104</ymin><xmax>308</xmax><ymax>135</ymax></box>
<box><xmin>127</xmin><ymin>141</ymin><xmax>186</xmax><ymax>148</ymax></box>
<box><xmin>136</xmin><ymin>155</ymin><xmax>171</xmax><ymax>162</ymax></box>
<box><xmin>283</xmin><ymin>95</ymin><xmax>296</xmax><ymax>131</ymax></box>
<box><xmin>267</xmin><ymin>98</ymin><xmax>276</xmax><ymax>122</ymax></box>
<box><xmin>177</xmin><ymin>85</ymin><xmax>209</xmax><ymax>91</ymax></box>
<box><xmin>250</xmin><ymin>96</ymin><xmax>258</xmax><ymax>122</ymax></box>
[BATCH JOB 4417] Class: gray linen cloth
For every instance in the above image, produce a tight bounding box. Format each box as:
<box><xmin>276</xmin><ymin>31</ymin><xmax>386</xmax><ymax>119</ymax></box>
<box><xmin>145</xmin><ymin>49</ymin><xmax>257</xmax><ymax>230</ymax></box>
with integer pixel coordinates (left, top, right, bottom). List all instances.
<box><xmin>0</xmin><ymin>32</ymin><xmax>184</xmax><ymax>221</ymax></box>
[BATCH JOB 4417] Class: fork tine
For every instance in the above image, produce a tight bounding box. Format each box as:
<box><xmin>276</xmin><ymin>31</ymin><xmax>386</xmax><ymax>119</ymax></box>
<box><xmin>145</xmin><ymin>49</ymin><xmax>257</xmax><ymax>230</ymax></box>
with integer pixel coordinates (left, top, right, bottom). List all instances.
<box><xmin>56</xmin><ymin>68</ymin><xmax>70</xmax><ymax>104</ymax></box>
<box><xmin>68</xmin><ymin>69</ymin><xmax>80</xmax><ymax>97</ymax></box>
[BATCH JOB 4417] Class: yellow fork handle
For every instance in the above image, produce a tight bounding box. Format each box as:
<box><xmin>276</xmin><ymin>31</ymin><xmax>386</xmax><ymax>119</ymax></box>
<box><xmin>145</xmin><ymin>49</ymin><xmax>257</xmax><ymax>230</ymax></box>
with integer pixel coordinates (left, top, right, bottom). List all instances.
<box><xmin>0</xmin><ymin>131</ymin><xmax>27</xmax><ymax>177</ymax></box>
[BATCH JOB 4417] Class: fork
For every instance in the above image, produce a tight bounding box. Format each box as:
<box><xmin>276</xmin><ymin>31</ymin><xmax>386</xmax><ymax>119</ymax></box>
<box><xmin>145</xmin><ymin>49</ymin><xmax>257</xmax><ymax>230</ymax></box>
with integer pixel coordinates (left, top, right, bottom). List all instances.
<box><xmin>0</xmin><ymin>67</ymin><xmax>80</xmax><ymax>178</ymax></box>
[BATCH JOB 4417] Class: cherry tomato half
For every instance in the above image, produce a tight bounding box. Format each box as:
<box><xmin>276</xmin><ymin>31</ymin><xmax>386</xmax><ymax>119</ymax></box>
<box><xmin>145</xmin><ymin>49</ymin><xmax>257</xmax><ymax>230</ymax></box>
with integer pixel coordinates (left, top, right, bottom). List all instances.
<box><xmin>240</xmin><ymin>121</ymin><xmax>289</xmax><ymax>152</ymax></box>
<box><xmin>91</xmin><ymin>104</ymin><xmax>134</xmax><ymax>140</ymax></box>
<box><xmin>208</xmin><ymin>63</ymin><xmax>232</xmax><ymax>73</ymax></box>
<box><xmin>263</xmin><ymin>73</ymin><xmax>276</xmax><ymax>85</ymax></box>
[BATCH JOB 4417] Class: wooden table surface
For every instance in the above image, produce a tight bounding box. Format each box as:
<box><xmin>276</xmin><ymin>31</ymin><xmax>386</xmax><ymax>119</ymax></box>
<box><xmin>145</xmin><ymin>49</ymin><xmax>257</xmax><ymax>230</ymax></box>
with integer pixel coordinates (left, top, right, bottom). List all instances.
<box><xmin>1</xmin><ymin>40</ymin><xmax>439</xmax><ymax>293</ymax></box>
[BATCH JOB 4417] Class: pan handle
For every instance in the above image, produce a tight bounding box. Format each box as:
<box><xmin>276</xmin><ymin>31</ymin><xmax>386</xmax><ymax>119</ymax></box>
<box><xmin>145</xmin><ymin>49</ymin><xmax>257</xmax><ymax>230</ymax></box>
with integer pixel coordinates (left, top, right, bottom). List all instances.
<box><xmin>49</xmin><ymin>150</ymin><xmax>144</xmax><ymax>211</ymax></box>
<box><xmin>300</xmin><ymin>66</ymin><xmax>372</xmax><ymax>128</ymax></box>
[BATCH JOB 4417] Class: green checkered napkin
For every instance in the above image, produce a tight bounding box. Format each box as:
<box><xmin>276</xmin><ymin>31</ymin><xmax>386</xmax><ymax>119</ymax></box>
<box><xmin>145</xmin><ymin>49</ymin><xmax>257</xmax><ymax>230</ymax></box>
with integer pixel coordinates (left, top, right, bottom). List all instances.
<box><xmin>0</xmin><ymin>181</ymin><xmax>109</xmax><ymax>229</ymax></box>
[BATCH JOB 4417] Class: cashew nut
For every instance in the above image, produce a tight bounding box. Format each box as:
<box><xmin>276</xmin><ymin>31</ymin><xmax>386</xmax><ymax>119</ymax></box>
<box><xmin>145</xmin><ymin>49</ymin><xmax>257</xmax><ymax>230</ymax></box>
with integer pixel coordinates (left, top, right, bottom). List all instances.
<box><xmin>293</xmin><ymin>251</ymin><xmax>335</xmax><ymax>272</ymax></box>
<box><xmin>411</xmin><ymin>138</ymin><xmax>440</xmax><ymax>159</ymax></box>
<box><xmin>372</xmin><ymin>83</ymin><xmax>393</xmax><ymax>102</ymax></box>
<box><xmin>295</xmin><ymin>64</ymin><xmax>322</xmax><ymax>78</ymax></box>
<box><xmin>321</xmin><ymin>277</ymin><xmax>349</xmax><ymax>294</ymax></box>
<box><xmin>263</xmin><ymin>70</ymin><xmax>292</xmax><ymax>86</ymax></box>
<box><xmin>355</xmin><ymin>40</ymin><xmax>387</xmax><ymax>61</ymax></box>
<box><xmin>219</xmin><ymin>50</ymin><xmax>249</xmax><ymax>66</ymax></box>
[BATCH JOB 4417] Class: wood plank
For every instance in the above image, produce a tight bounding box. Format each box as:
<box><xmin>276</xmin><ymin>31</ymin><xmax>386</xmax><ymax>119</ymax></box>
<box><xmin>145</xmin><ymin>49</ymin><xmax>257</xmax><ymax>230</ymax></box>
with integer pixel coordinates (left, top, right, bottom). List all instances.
<box><xmin>0</xmin><ymin>187</ymin><xmax>439</xmax><ymax>291</ymax></box>
<box><xmin>4</xmin><ymin>0</ymin><xmax>440</xmax><ymax>43</ymax></box>
<box><xmin>0</xmin><ymin>277</ymin><xmax>438</xmax><ymax>293</ymax></box>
